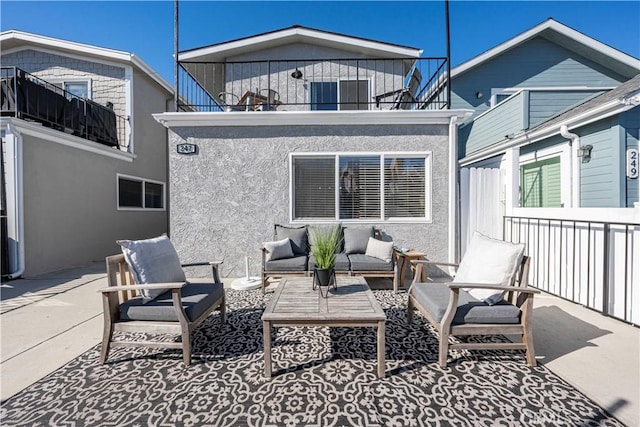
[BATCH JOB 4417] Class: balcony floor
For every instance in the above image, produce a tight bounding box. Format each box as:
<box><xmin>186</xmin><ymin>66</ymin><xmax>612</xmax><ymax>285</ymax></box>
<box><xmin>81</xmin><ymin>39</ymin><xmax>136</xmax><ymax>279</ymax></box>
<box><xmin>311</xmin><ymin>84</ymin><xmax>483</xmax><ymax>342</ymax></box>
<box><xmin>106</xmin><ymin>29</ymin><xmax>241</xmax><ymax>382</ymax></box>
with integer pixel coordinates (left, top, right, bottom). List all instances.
<box><xmin>1</xmin><ymin>263</ymin><xmax>637</xmax><ymax>425</ymax></box>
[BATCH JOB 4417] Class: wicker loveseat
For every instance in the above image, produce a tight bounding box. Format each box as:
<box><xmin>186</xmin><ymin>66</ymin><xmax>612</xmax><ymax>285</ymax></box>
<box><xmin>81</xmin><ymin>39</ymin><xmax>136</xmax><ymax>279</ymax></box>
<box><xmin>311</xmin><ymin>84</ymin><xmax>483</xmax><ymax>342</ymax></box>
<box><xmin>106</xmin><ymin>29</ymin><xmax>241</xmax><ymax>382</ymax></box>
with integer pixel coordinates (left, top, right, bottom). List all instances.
<box><xmin>261</xmin><ymin>224</ymin><xmax>397</xmax><ymax>292</ymax></box>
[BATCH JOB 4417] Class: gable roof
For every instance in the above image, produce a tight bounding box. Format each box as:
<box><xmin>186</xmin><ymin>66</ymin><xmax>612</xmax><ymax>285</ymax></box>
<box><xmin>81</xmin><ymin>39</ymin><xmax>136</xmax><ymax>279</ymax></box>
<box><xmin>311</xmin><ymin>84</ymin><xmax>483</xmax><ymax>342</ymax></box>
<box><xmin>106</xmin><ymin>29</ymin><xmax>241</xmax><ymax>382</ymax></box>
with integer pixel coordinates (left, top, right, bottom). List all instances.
<box><xmin>179</xmin><ymin>25</ymin><xmax>423</xmax><ymax>62</ymax></box>
<box><xmin>452</xmin><ymin>18</ymin><xmax>640</xmax><ymax>80</ymax></box>
<box><xmin>0</xmin><ymin>30</ymin><xmax>173</xmax><ymax>94</ymax></box>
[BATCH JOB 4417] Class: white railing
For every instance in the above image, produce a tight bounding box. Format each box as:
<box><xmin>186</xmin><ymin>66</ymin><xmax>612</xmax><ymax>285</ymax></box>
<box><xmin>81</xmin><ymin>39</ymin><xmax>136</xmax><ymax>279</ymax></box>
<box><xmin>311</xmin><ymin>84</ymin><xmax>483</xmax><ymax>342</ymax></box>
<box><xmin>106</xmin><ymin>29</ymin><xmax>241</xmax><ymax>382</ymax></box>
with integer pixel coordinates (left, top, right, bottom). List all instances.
<box><xmin>504</xmin><ymin>213</ymin><xmax>639</xmax><ymax>326</ymax></box>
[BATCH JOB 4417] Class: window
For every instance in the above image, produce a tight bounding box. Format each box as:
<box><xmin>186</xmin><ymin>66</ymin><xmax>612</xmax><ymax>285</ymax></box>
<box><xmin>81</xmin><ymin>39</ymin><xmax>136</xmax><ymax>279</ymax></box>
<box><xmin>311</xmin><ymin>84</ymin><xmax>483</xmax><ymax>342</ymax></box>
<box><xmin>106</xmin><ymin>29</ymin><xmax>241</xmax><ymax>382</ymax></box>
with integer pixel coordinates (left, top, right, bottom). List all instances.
<box><xmin>117</xmin><ymin>175</ymin><xmax>165</xmax><ymax>210</ymax></box>
<box><xmin>310</xmin><ymin>80</ymin><xmax>369</xmax><ymax>111</ymax></box>
<box><xmin>51</xmin><ymin>80</ymin><xmax>90</xmax><ymax>99</ymax></box>
<box><xmin>291</xmin><ymin>153</ymin><xmax>430</xmax><ymax>222</ymax></box>
<box><xmin>520</xmin><ymin>156</ymin><xmax>562</xmax><ymax>207</ymax></box>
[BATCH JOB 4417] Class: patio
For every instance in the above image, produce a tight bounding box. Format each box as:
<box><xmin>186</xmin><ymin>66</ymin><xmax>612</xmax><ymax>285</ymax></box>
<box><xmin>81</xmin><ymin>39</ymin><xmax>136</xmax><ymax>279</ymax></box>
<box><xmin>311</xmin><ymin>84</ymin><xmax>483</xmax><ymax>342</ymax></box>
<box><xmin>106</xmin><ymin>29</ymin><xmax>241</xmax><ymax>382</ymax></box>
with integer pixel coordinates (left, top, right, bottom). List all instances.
<box><xmin>1</xmin><ymin>263</ymin><xmax>638</xmax><ymax>426</ymax></box>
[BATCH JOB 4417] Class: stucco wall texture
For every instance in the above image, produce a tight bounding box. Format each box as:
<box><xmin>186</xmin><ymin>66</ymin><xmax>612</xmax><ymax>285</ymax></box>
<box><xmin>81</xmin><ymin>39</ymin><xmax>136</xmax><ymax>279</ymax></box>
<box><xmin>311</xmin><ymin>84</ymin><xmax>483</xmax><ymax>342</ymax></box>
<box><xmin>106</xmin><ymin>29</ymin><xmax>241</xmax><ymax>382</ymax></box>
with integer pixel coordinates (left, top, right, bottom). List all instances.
<box><xmin>168</xmin><ymin>124</ymin><xmax>450</xmax><ymax>278</ymax></box>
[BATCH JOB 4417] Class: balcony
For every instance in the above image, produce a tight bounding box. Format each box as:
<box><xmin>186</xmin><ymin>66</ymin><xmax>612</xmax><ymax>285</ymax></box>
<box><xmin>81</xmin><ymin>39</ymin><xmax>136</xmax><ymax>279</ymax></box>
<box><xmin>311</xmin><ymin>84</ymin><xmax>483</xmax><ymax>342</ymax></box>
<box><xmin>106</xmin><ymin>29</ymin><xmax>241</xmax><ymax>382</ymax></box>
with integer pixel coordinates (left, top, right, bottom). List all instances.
<box><xmin>1</xmin><ymin>67</ymin><xmax>128</xmax><ymax>150</ymax></box>
<box><xmin>177</xmin><ymin>57</ymin><xmax>448</xmax><ymax>112</ymax></box>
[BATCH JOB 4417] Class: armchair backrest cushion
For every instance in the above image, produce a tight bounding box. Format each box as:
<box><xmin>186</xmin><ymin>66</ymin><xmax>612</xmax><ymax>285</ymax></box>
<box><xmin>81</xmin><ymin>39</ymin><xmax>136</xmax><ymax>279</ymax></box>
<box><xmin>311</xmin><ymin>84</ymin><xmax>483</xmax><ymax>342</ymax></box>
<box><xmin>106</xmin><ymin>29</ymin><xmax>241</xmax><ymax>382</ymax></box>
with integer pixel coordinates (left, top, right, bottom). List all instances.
<box><xmin>453</xmin><ymin>232</ymin><xmax>525</xmax><ymax>305</ymax></box>
<box><xmin>117</xmin><ymin>234</ymin><xmax>186</xmax><ymax>302</ymax></box>
<box><xmin>275</xmin><ymin>224</ymin><xmax>308</xmax><ymax>255</ymax></box>
<box><xmin>344</xmin><ymin>226</ymin><xmax>374</xmax><ymax>254</ymax></box>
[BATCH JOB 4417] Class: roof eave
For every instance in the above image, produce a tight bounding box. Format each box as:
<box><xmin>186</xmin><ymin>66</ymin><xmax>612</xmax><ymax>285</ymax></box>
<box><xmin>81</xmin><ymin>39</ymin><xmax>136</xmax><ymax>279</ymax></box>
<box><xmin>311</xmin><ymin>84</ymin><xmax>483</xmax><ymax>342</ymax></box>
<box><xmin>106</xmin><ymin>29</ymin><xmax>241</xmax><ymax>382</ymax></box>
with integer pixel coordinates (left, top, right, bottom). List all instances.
<box><xmin>179</xmin><ymin>27</ymin><xmax>422</xmax><ymax>62</ymax></box>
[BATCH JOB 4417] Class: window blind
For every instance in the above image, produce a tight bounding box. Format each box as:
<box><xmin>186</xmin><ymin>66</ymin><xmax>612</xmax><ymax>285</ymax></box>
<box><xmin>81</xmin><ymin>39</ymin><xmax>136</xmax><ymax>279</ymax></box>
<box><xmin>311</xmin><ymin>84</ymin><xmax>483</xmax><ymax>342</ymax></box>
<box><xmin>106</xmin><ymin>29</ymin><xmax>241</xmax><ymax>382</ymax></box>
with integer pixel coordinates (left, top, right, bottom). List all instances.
<box><xmin>293</xmin><ymin>157</ymin><xmax>336</xmax><ymax>219</ymax></box>
<box><xmin>339</xmin><ymin>156</ymin><xmax>380</xmax><ymax>219</ymax></box>
<box><xmin>384</xmin><ymin>156</ymin><xmax>426</xmax><ymax>218</ymax></box>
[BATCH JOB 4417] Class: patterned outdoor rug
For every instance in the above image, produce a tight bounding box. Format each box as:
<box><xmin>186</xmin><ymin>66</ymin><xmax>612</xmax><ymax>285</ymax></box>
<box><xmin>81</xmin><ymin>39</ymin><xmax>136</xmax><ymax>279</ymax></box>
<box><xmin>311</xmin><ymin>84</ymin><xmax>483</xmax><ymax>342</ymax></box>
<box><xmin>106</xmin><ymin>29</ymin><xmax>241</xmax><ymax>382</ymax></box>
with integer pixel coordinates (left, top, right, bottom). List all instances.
<box><xmin>1</xmin><ymin>289</ymin><xmax>622</xmax><ymax>426</ymax></box>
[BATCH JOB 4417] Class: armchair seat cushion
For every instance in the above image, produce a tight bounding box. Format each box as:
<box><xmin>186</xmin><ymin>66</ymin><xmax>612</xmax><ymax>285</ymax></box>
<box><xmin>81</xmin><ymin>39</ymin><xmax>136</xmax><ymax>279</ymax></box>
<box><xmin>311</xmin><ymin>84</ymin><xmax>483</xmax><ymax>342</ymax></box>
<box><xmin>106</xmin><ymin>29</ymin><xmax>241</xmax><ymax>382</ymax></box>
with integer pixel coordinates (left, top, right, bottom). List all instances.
<box><xmin>308</xmin><ymin>253</ymin><xmax>350</xmax><ymax>271</ymax></box>
<box><xmin>120</xmin><ymin>282</ymin><xmax>225</xmax><ymax>322</ymax></box>
<box><xmin>348</xmin><ymin>254</ymin><xmax>393</xmax><ymax>271</ymax></box>
<box><xmin>264</xmin><ymin>255</ymin><xmax>308</xmax><ymax>272</ymax></box>
<box><xmin>411</xmin><ymin>283</ymin><xmax>521</xmax><ymax>325</ymax></box>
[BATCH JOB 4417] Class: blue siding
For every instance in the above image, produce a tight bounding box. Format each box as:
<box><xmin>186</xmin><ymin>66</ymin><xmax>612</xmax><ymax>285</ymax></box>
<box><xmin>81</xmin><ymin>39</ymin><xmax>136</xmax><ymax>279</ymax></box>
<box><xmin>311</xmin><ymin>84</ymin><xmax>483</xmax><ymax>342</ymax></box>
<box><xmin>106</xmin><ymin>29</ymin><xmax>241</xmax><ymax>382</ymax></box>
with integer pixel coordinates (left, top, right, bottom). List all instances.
<box><xmin>621</xmin><ymin>107</ymin><xmax>640</xmax><ymax>207</ymax></box>
<box><xmin>580</xmin><ymin>118</ymin><xmax>622</xmax><ymax>207</ymax></box>
<box><xmin>528</xmin><ymin>90</ymin><xmax>604</xmax><ymax>127</ymax></box>
<box><xmin>451</xmin><ymin>36</ymin><xmax>628</xmax><ymax>117</ymax></box>
<box><xmin>460</xmin><ymin>92</ymin><xmax>525</xmax><ymax>156</ymax></box>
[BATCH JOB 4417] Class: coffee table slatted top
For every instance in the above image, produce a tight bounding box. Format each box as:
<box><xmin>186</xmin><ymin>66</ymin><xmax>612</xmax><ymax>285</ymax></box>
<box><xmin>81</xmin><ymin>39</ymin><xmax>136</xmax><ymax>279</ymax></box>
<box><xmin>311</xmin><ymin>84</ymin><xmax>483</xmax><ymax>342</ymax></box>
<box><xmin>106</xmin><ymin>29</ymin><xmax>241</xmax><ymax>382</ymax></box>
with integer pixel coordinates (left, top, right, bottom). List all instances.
<box><xmin>262</xmin><ymin>276</ymin><xmax>385</xmax><ymax>322</ymax></box>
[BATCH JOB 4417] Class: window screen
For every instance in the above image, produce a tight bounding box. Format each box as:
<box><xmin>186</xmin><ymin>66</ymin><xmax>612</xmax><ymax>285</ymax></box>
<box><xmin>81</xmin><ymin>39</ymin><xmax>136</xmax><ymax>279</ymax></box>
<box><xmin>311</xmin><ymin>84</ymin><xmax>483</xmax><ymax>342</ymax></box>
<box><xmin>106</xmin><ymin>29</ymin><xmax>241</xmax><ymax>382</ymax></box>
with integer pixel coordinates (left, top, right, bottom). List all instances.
<box><xmin>339</xmin><ymin>80</ymin><xmax>369</xmax><ymax>111</ymax></box>
<box><xmin>118</xmin><ymin>178</ymin><xmax>143</xmax><ymax>208</ymax></box>
<box><xmin>520</xmin><ymin>157</ymin><xmax>561</xmax><ymax>207</ymax></box>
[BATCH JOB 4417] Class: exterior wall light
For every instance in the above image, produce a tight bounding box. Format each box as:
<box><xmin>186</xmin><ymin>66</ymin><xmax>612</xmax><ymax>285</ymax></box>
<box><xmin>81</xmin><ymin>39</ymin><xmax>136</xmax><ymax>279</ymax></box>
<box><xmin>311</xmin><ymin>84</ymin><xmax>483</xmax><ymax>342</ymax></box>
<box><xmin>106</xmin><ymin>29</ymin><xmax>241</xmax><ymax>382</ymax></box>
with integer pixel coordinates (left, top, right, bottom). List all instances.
<box><xmin>577</xmin><ymin>144</ymin><xmax>593</xmax><ymax>162</ymax></box>
<box><xmin>475</xmin><ymin>91</ymin><xmax>483</xmax><ymax>99</ymax></box>
<box><xmin>291</xmin><ymin>69</ymin><xmax>303</xmax><ymax>79</ymax></box>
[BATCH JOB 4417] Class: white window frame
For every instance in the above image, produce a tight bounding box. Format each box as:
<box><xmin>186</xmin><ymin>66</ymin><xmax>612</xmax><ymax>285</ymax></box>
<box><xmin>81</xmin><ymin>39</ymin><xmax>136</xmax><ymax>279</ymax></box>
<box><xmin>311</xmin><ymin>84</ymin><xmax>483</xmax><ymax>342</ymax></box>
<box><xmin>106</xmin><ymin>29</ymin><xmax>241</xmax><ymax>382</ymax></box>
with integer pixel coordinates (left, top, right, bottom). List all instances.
<box><xmin>116</xmin><ymin>173</ymin><xmax>166</xmax><ymax>211</ymax></box>
<box><xmin>308</xmin><ymin>77</ymin><xmax>373</xmax><ymax>111</ymax></box>
<box><xmin>289</xmin><ymin>151</ymin><xmax>432</xmax><ymax>223</ymax></box>
<box><xmin>50</xmin><ymin>78</ymin><xmax>92</xmax><ymax>99</ymax></box>
<box><xmin>519</xmin><ymin>143</ymin><xmax>571</xmax><ymax>208</ymax></box>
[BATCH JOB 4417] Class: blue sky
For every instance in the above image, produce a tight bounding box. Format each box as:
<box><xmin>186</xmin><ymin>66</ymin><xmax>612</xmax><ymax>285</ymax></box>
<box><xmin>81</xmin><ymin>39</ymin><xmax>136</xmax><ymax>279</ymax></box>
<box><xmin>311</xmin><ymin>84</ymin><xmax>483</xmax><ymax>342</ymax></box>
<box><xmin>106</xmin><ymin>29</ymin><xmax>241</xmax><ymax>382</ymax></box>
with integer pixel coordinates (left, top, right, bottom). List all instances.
<box><xmin>1</xmin><ymin>1</ymin><xmax>638</xmax><ymax>84</ymax></box>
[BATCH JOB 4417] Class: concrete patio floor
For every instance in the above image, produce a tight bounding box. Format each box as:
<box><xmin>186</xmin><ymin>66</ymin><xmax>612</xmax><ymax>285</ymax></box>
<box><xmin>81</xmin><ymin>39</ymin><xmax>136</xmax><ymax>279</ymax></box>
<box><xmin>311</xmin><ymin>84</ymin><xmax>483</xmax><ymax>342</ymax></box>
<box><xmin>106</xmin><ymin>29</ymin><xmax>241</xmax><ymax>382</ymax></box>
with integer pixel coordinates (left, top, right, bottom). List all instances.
<box><xmin>1</xmin><ymin>263</ymin><xmax>638</xmax><ymax>426</ymax></box>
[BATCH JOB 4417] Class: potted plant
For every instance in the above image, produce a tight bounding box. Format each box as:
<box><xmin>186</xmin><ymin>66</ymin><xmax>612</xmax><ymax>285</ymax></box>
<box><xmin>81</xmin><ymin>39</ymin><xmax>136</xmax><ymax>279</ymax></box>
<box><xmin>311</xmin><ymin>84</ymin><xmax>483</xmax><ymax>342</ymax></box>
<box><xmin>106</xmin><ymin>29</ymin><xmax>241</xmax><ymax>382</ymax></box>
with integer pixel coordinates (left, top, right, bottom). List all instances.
<box><xmin>311</xmin><ymin>226</ymin><xmax>342</xmax><ymax>290</ymax></box>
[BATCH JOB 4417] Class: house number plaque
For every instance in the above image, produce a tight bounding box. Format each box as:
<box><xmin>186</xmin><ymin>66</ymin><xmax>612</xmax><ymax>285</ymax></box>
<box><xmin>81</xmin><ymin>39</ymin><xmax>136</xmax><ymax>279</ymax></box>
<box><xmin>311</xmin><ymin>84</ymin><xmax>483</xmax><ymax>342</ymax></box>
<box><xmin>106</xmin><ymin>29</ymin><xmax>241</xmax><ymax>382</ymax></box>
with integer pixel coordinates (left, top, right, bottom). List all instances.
<box><xmin>627</xmin><ymin>149</ymin><xmax>638</xmax><ymax>179</ymax></box>
<box><xmin>177</xmin><ymin>143</ymin><xmax>198</xmax><ymax>155</ymax></box>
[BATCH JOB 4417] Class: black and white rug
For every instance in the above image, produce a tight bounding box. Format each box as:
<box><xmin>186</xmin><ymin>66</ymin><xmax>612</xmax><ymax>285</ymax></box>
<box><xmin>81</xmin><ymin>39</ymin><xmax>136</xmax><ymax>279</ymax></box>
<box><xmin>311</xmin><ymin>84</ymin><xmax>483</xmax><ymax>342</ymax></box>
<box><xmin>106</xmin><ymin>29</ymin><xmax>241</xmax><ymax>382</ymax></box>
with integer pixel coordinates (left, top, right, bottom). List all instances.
<box><xmin>1</xmin><ymin>290</ymin><xmax>622</xmax><ymax>426</ymax></box>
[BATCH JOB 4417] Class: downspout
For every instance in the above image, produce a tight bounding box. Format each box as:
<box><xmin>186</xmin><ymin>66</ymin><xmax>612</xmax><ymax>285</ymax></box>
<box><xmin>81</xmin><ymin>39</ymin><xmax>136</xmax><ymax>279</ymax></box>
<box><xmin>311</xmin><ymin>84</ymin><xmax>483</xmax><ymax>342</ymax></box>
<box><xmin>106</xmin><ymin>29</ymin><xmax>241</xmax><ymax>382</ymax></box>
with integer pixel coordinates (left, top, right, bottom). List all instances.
<box><xmin>448</xmin><ymin>115</ymin><xmax>459</xmax><ymax>266</ymax></box>
<box><xmin>560</xmin><ymin>125</ymin><xmax>580</xmax><ymax>208</ymax></box>
<box><xmin>5</xmin><ymin>123</ymin><xmax>25</xmax><ymax>278</ymax></box>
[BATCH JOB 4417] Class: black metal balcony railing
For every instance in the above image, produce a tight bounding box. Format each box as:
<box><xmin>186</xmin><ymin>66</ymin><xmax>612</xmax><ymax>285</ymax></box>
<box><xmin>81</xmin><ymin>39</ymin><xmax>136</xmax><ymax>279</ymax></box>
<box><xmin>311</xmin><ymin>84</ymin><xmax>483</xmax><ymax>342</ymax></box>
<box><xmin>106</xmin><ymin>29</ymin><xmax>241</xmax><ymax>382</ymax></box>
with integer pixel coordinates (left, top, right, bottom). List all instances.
<box><xmin>177</xmin><ymin>57</ymin><xmax>449</xmax><ymax>112</ymax></box>
<box><xmin>1</xmin><ymin>67</ymin><xmax>128</xmax><ymax>150</ymax></box>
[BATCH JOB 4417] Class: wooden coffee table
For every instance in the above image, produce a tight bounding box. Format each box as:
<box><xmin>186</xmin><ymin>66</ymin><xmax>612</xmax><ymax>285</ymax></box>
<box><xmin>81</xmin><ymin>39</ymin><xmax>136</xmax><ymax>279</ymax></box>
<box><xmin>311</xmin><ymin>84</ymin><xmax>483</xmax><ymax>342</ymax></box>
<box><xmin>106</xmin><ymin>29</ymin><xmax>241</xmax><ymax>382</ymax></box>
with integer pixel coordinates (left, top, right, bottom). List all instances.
<box><xmin>261</xmin><ymin>276</ymin><xmax>386</xmax><ymax>378</ymax></box>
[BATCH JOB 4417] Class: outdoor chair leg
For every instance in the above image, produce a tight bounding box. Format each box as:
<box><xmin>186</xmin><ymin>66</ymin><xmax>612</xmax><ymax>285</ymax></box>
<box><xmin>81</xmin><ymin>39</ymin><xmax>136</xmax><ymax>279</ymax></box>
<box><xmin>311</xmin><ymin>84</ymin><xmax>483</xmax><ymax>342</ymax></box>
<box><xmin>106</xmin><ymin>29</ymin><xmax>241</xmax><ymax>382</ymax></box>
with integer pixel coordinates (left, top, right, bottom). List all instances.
<box><xmin>407</xmin><ymin>298</ymin><xmax>414</xmax><ymax>323</ymax></box>
<box><xmin>438</xmin><ymin>333</ymin><xmax>449</xmax><ymax>368</ymax></box>
<box><xmin>100</xmin><ymin>321</ymin><xmax>113</xmax><ymax>365</ymax></box>
<box><xmin>181</xmin><ymin>328</ymin><xmax>192</xmax><ymax>366</ymax></box>
<box><xmin>219</xmin><ymin>298</ymin><xmax>227</xmax><ymax>323</ymax></box>
<box><xmin>523</xmin><ymin>329</ymin><xmax>537</xmax><ymax>367</ymax></box>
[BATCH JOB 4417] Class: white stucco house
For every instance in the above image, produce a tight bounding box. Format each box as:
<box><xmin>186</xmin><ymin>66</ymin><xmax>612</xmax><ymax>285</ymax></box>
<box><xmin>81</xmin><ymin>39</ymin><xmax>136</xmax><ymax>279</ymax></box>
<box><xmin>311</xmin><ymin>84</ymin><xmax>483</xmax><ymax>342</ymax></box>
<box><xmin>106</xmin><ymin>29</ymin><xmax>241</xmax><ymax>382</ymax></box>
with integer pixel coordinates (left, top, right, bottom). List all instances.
<box><xmin>154</xmin><ymin>26</ymin><xmax>471</xmax><ymax>278</ymax></box>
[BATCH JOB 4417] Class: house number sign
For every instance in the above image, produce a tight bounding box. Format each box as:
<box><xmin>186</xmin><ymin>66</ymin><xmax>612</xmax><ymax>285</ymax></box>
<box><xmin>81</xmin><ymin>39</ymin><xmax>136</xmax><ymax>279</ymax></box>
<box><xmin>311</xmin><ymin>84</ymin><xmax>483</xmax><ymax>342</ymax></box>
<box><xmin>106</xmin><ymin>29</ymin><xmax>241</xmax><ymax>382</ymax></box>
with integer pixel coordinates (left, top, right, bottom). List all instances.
<box><xmin>177</xmin><ymin>143</ymin><xmax>198</xmax><ymax>155</ymax></box>
<box><xmin>627</xmin><ymin>149</ymin><xmax>638</xmax><ymax>179</ymax></box>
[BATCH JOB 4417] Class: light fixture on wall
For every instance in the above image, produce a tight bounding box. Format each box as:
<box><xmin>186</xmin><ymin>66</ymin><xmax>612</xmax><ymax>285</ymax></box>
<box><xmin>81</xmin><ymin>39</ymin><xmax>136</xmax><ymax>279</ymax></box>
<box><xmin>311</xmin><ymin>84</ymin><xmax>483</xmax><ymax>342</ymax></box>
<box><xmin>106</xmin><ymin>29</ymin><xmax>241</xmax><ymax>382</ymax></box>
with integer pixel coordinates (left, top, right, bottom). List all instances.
<box><xmin>475</xmin><ymin>91</ymin><xmax>484</xmax><ymax>99</ymax></box>
<box><xmin>291</xmin><ymin>69</ymin><xmax>303</xmax><ymax>80</ymax></box>
<box><xmin>577</xmin><ymin>144</ymin><xmax>593</xmax><ymax>162</ymax></box>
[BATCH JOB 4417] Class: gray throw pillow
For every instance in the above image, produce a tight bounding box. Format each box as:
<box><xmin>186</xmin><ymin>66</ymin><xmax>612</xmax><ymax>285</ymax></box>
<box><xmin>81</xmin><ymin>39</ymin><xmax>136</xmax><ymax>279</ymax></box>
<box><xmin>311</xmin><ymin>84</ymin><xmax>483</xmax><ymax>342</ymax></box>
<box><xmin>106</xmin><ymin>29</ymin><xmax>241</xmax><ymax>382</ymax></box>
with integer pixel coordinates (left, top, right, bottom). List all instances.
<box><xmin>263</xmin><ymin>238</ymin><xmax>294</xmax><ymax>261</ymax></box>
<box><xmin>343</xmin><ymin>226</ymin><xmax>374</xmax><ymax>254</ymax></box>
<box><xmin>117</xmin><ymin>234</ymin><xmax>186</xmax><ymax>303</ymax></box>
<box><xmin>275</xmin><ymin>224</ymin><xmax>308</xmax><ymax>255</ymax></box>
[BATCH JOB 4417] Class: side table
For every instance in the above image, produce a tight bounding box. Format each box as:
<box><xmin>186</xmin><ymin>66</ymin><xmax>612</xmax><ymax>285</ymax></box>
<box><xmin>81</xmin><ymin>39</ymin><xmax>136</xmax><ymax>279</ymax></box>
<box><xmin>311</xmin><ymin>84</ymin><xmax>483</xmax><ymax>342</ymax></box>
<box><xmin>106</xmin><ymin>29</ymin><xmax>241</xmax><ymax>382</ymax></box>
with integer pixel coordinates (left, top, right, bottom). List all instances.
<box><xmin>394</xmin><ymin>250</ymin><xmax>426</xmax><ymax>293</ymax></box>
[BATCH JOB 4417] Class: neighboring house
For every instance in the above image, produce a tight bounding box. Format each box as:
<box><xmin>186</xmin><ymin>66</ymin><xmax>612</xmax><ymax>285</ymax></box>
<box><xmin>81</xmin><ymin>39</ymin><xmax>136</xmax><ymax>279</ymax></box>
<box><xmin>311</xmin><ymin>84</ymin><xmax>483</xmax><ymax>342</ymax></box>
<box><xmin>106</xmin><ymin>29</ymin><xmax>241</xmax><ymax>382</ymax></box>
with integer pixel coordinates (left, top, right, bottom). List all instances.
<box><xmin>1</xmin><ymin>31</ymin><xmax>173</xmax><ymax>277</ymax></box>
<box><xmin>155</xmin><ymin>26</ymin><xmax>470</xmax><ymax>277</ymax></box>
<box><xmin>447</xmin><ymin>19</ymin><xmax>640</xmax><ymax>325</ymax></box>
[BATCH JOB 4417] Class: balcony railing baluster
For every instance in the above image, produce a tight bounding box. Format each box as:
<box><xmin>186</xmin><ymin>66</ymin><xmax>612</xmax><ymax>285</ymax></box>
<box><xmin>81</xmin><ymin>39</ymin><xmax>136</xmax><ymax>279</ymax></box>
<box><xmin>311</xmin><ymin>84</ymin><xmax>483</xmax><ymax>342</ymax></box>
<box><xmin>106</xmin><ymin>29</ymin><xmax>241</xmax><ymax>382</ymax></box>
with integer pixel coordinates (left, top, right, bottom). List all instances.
<box><xmin>177</xmin><ymin>57</ymin><xmax>449</xmax><ymax>112</ymax></box>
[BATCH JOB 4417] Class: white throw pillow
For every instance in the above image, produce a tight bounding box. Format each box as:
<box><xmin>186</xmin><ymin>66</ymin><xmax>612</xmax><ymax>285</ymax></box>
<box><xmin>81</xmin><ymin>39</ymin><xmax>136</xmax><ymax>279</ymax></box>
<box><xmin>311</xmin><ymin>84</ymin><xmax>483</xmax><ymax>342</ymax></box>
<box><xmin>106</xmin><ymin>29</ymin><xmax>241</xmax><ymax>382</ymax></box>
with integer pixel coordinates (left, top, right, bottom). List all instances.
<box><xmin>453</xmin><ymin>232</ymin><xmax>525</xmax><ymax>305</ymax></box>
<box><xmin>117</xmin><ymin>234</ymin><xmax>186</xmax><ymax>303</ymax></box>
<box><xmin>263</xmin><ymin>238</ymin><xmax>294</xmax><ymax>261</ymax></box>
<box><xmin>365</xmin><ymin>237</ymin><xmax>394</xmax><ymax>263</ymax></box>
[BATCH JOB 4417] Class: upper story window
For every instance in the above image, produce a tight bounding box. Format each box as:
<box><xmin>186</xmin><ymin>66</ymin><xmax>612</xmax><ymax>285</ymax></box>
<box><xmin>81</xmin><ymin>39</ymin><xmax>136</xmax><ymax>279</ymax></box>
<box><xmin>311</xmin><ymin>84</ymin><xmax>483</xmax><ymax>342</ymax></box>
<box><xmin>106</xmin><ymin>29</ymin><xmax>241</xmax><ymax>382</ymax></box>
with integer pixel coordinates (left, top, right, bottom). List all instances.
<box><xmin>310</xmin><ymin>79</ymin><xmax>369</xmax><ymax>111</ymax></box>
<box><xmin>51</xmin><ymin>80</ymin><xmax>91</xmax><ymax>100</ymax></box>
<box><xmin>117</xmin><ymin>174</ymin><xmax>165</xmax><ymax>210</ymax></box>
<box><xmin>291</xmin><ymin>152</ymin><xmax>430</xmax><ymax>222</ymax></box>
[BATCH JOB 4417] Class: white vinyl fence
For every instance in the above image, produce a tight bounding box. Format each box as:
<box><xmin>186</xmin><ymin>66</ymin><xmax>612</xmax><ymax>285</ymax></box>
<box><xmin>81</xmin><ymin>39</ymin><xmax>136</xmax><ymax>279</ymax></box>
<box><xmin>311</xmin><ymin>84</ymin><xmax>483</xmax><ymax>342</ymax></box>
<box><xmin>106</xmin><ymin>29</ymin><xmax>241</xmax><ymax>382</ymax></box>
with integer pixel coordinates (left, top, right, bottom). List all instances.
<box><xmin>504</xmin><ymin>215</ymin><xmax>640</xmax><ymax>326</ymax></box>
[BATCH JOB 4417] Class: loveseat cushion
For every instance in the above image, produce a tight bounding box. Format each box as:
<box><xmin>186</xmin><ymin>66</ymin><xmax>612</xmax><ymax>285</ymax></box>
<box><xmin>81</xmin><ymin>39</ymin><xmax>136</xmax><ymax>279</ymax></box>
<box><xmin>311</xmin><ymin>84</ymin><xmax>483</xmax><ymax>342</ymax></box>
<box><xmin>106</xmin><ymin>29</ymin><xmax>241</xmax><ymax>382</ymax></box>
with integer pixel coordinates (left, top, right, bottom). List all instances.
<box><xmin>348</xmin><ymin>254</ymin><xmax>393</xmax><ymax>271</ymax></box>
<box><xmin>120</xmin><ymin>282</ymin><xmax>224</xmax><ymax>322</ymax></box>
<box><xmin>343</xmin><ymin>227</ymin><xmax>374</xmax><ymax>254</ymax></box>
<box><xmin>308</xmin><ymin>253</ymin><xmax>350</xmax><ymax>271</ymax></box>
<box><xmin>410</xmin><ymin>283</ymin><xmax>521</xmax><ymax>325</ymax></box>
<box><xmin>264</xmin><ymin>255</ymin><xmax>308</xmax><ymax>272</ymax></box>
<box><xmin>275</xmin><ymin>225</ymin><xmax>308</xmax><ymax>255</ymax></box>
